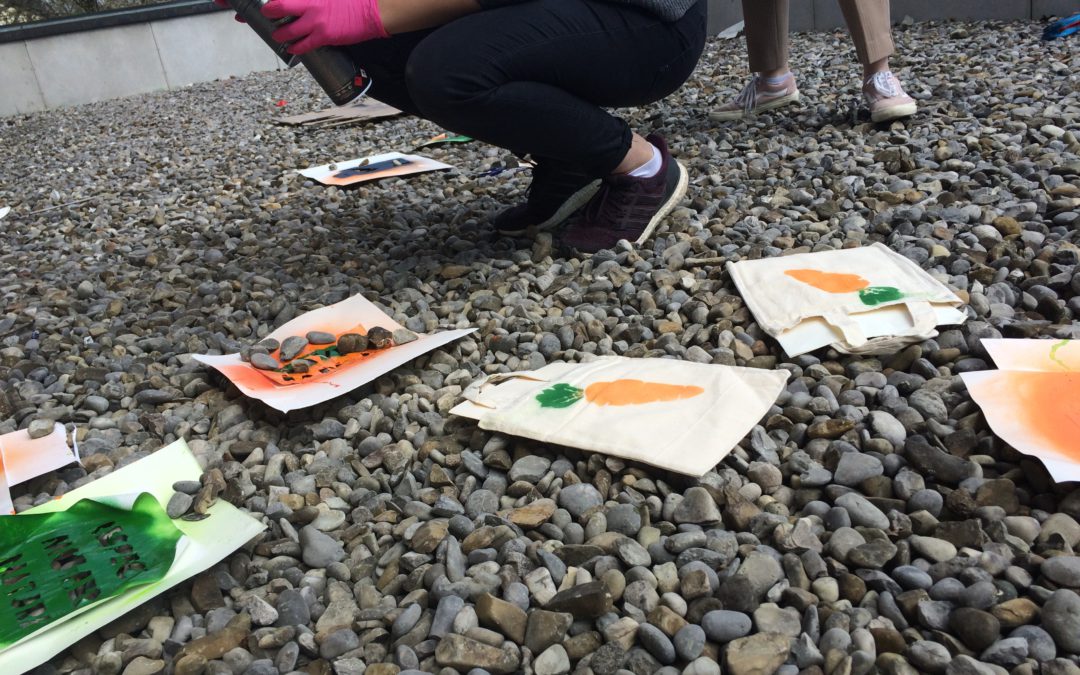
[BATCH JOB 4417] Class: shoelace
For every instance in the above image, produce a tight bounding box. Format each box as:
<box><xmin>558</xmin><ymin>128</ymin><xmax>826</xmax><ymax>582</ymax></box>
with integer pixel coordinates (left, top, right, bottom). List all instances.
<box><xmin>733</xmin><ymin>74</ymin><xmax>761</xmax><ymax>115</ymax></box>
<box><xmin>866</xmin><ymin>71</ymin><xmax>900</xmax><ymax>98</ymax></box>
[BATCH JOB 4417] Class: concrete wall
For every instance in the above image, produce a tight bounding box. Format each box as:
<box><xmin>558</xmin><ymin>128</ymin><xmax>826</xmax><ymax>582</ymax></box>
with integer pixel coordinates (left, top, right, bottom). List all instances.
<box><xmin>0</xmin><ymin>0</ymin><xmax>1072</xmax><ymax>117</ymax></box>
<box><xmin>707</xmin><ymin>0</ymin><xmax>1071</xmax><ymax>35</ymax></box>
<box><xmin>0</xmin><ymin>11</ymin><xmax>280</xmax><ymax>117</ymax></box>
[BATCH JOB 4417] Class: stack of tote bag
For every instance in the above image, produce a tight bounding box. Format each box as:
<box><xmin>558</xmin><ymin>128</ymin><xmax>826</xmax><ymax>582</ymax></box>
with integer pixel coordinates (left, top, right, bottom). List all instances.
<box><xmin>727</xmin><ymin>243</ymin><xmax>967</xmax><ymax>356</ymax></box>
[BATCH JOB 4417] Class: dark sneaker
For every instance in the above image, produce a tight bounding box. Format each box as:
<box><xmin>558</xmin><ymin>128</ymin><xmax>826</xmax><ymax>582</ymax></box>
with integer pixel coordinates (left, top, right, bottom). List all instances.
<box><xmin>493</xmin><ymin>161</ymin><xmax>601</xmax><ymax>236</ymax></box>
<box><xmin>562</xmin><ymin>134</ymin><xmax>688</xmax><ymax>253</ymax></box>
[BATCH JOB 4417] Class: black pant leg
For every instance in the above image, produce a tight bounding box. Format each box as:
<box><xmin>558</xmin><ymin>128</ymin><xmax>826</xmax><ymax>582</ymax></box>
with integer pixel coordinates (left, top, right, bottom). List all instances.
<box><xmin>401</xmin><ymin>0</ymin><xmax>707</xmax><ymax>176</ymax></box>
<box><xmin>343</xmin><ymin>29</ymin><xmax>434</xmax><ymax>117</ymax></box>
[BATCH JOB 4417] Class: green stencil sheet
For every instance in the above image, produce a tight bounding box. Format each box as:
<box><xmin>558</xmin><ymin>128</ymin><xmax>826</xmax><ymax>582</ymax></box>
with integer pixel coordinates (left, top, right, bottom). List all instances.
<box><xmin>0</xmin><ymin>493</ymin><xmax>182</xmax><ymax>648</ymax></box>
<box><xmin>0</xmin><ymin>440</ymin><xmax>266</xmax><ymax>674</ymax></box>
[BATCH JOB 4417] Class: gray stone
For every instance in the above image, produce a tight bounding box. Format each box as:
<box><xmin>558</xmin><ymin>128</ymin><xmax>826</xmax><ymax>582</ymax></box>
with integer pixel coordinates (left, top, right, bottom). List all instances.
<box><xmin>557</xmin><ymin>483</ymin><xmax>603</xmax><ymax>518</ymax></box>
<box><xmin>701</xmin><ymin>610</ymin><xmax>752</xmax><ymax>643</ymax></box>
<box><xmin>673</xmin><ymin>624</ymin><xmax>705</xmax><ymax>661</ymax></box>
<box><xmin>279</xmin><ymin>335</ymin><xmax>308</xmax><ymax>361</ymax></box>
<box><xmin>299</xmin><ymin>526</ymin><xmax>345</xmax><ymax>567</ymax></box>
<box><xmin>1043</xmin><ymin>556</ymin><xmax>1080</xmax><ymax>588</ymax></box>
<box><xmin>637</xmin><ymin>623</ymin><xmax>675</xmax><ymax>665</ymax></box>
<box><xmin>509</xmin><ymin>456</ymin><xmax>550</xmax><ymax>483</ymax></box>
<box><xmin>1042</xmin><ymin>590</ymin><xmax>1080</xmax><ymax>653</ymax></box>
<box><xmin>672</xmin><ymin>487</ymin><xmax>721</xmax><ymax>524</ymax></box>
<box><xmin>833</xmin><ymin>453</ymin><xmax>884</xmax><ymax>486</ymax></box>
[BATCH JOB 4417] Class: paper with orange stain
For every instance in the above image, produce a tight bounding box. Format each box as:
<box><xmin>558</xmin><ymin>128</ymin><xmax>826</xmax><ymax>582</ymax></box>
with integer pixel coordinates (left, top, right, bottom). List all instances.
<box><xmin>298</xmin><ymin>152</ymin><xmax>452</xmax><ymax>186</ymax></box>
<box><xmin>451</xmin><ymin>356</ymin><xmax>787</xmax><ymax>476</ymax></box>
<box><xmin>0</xmin><ymin>423</ymin><xmax>80</xmax><ymax>514</ymax></box>
<box><xmin>961</xmin><ymin>339</ymin><xmax>1080</xmax><ymax>482</ymax></box>
<box><xmin>193</xmin><ymin>294</ymin><xmax>475</xmax><ymax>412</ymax></box>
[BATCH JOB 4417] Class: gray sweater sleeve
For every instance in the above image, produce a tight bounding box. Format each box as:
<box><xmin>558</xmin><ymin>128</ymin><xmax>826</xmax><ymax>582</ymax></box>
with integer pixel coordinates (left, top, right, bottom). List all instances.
<box><xmin>475</xmin><ymin>0</ymin><xmax>697</xmax><ymax>22</ymax></box>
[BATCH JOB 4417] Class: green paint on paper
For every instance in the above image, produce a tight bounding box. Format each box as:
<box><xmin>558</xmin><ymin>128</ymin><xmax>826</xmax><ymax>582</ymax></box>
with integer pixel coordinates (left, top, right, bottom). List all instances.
<box><xmin>1049</xmin><ymin>339</ymin><xmax>1072</xmax><ymax>371</ymax></box>
<box><xmin>536</xmin><ymin>383</ymin><xmax>584</xmax><ymax>408</ymax></box>
<box><xmin>858</xmin><ymin>286</ymin><xmax>904</xmax><ymax>306</ymax></box>
<box><xmin>0</xmin><ymin>493</ymin><xmax>182</xmax><ymax>647</ymax></box>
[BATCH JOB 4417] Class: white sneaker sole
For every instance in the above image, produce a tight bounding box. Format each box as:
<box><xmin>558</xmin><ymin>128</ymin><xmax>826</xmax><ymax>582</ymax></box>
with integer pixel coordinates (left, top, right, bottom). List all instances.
<box><xmin>871</xmin><ymin>101</ymin><xmax>918</xmax><ymax>122</ymax></box>
<box><xmin>709</xmin><ymin>91</ymin><xmax>801</xmax><ymax>121</ymax></box>
<box><xmin>498</xmin><ymin>179</ymin><xmax>601</xmax><ymax>236</ymax></box>
<box><xmin>634</xmin><ymin>160</ymin><xmax>689</xmax><ymax>246</ymax></box>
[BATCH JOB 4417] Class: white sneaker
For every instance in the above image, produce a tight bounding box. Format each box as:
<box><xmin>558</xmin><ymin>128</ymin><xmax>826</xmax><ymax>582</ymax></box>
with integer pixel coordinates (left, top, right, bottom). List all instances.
<box><xmin>710</xmin><ymin>73</ymin><xmax>801</xmax><ymax>121</ymax></box>
<box><xmin>864</xmin><ymin>71</ymin><xmax>917</xmax><ymax>122</ymax></box>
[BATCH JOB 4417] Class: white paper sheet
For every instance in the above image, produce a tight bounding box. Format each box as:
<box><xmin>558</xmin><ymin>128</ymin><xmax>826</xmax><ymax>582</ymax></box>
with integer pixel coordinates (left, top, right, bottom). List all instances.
<box><xmin>194</xmin><ymin>293</ymin><xmax>475</xmax><ymax>412</ymax></box>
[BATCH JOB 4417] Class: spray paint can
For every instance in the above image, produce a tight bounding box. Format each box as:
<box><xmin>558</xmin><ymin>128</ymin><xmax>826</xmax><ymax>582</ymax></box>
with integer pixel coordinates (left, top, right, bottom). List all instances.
<box><xmin>225</xmin><ymin>0</ymin><xmax>369</xmax><ymax>105</ymax></box>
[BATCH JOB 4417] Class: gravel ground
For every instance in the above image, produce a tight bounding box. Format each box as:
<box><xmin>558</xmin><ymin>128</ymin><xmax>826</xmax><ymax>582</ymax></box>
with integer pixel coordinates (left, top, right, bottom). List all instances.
<box><xmin>2</xmin><ymin>18</ymin><xmax>1080</xmax><ymax>675</ymax></box>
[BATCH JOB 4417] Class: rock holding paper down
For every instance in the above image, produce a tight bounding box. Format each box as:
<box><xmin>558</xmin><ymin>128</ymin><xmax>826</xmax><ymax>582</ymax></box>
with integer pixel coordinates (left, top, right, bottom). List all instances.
<box><xmin>451</xmin><ymin>356</ymin><xmax>787</xmax><ymax>476</ymax></box>
<box><xmin>0</xmin><ymin>439</ymin><xmax>265</xmax><ymax>673</ymax></box>
<box><xmin>727</xmin><ymin>243</ymin><xmax>967</xmax><ymax>356</ymax></box>
<box><xmin>961</xmin><ymin>338</ymin><xmax>1080</xmax><ymax>483</ymax></box>
<box><xmin>194</xmin><ymin>293</ymin><xmax>475</xmax><ymax>412</ymax></box>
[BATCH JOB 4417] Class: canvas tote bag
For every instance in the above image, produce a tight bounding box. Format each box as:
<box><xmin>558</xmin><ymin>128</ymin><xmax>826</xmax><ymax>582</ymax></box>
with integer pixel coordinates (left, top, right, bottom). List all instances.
<box><xmin>726</xmin><ymin>243</ymin><xmax>964</xmax><ymax>355</ymax></box>
<box><xmin>450</xmin><ymin>356</ymin><xmax>787</xmax><ymax>476</ymax></box>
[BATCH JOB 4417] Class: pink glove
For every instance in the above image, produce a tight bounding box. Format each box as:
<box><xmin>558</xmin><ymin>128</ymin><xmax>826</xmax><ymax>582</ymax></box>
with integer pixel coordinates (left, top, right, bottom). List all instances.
<box><xmin>262</xmin><ymin>0</ymin><xmax>389</xmax><ymax>56</ymax></box>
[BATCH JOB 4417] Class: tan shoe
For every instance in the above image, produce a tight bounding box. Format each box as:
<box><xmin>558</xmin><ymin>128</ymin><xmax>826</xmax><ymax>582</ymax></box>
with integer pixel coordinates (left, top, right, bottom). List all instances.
<box><xmin>709</xmin><ymin>73</ymin><xmax>800</xmax><ymax>121</ymax></box>
<box><xmin>864</xmin><ymin>71</ymin><xmax>917</xmax><ymax>122</ymax></box>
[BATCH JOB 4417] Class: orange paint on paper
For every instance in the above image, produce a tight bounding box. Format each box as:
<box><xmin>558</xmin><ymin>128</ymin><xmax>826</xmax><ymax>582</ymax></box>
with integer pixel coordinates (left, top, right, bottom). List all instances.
<box><xmin>1006</xmin><ymin>371</ymin><xmax>1080</xmax><ymax>461</ymax></box>
<box><xmin>254</xmin><ymin>350</ymin><xmax>370</xmax><ymax>387</ymax></box>
<box><xmin>221</xmin><ymin>325</ymin><xmax>383</xmax><ymax>389</ymax></box>
<box><xmin>582</xmin><ymin>380</ymin><xmax>705</xmax><ymax>407</ymax></box>
<box><xmin>785</xmin><ymin>269</ymin><xmax>870</xmax><ymax>293</ymax></box>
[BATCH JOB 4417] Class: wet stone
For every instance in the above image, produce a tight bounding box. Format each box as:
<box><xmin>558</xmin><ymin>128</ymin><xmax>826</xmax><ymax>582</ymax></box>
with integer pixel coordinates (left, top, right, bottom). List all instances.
<box><xmin>338</xmin><ymin>333</ymin><xmax>368</xmax><ymax>353</ymax></box>
<box><xmin>368</xmin><ymin>327</ymin><xmax>394</xmax><ymax>348</ymax></box>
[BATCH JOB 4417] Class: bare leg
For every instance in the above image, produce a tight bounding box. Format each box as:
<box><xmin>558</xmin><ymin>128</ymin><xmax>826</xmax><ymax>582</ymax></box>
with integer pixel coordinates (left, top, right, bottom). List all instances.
<box><xmin>612</xmin><ymin>134</ymin><xmax>655</xmax><ymax>174</ymax></box>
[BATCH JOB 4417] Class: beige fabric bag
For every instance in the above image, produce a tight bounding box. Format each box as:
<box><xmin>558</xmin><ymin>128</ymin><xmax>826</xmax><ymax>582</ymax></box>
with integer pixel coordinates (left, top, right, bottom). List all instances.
<box><xmin>450</xmin><ymin>356</ymin><xmax>786</xmax><ymax>476</ymax></box>
<box><xmin>726</xmin><ymin>243</ymin><xmax>966</xmax><ymax>356</ymax></box>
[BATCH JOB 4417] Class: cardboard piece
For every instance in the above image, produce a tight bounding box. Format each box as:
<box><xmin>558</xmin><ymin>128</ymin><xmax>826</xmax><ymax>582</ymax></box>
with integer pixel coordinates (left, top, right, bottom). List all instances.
<box><xmin>277</xmin><ymin>99</ymin><xmax>401</xmax><ymax>128</ymax></box>
<box><xmin>0</xmin><ymin>423</ymin><xmax>80</xmax><ymax>514</ymax></box>
<box><xmin>298</xmin><ymin>152</ymin><xmax>452</xmax><ymax>187</ymax></box>
<box><xmin>194</xmin><ymin>293</ymin><xmax>475</xmax><ymax>412</ymax></box>
<box><xmin>961</xmin><ymin>339</ymin><xmax>1080</xmax><ymax>482</ymax></box>
<box><xmin>727</xmin><ymin>243</ymin><xmax>967</xmax><ymax>356</ymax></box>
<box><xmin>451</xmin><ymin>356</ymin><xmax>787</xmax><ymax>476</ymax></box>
<box><xmin>0</xmin><ymin>440</ymin><xmax>265</xmax><ymax>672</ymax></box>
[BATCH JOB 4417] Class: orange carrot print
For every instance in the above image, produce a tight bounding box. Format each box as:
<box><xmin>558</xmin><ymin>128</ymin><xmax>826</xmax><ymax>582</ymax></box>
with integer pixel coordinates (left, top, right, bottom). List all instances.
<box><xmin>536</xmin><ymin>380</ymin><xmax>704</xmax><ymax>408</ymax></box>
<box><xmin>784</xmin><ymin>269</ymin><xmax>870</xmax><ymax>293</ymax></box>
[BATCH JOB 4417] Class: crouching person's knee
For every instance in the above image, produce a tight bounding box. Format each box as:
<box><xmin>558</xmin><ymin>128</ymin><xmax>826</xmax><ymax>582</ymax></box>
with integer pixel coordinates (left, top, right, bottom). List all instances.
<box><xmin>405</xmin><ymin>38</ymin><xmax>487</xmax><ymax>127</ymax></box>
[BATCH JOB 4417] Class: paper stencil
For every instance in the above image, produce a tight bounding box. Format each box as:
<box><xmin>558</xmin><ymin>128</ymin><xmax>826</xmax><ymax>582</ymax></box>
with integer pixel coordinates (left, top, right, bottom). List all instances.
<box><xmin>298</xmin><ymin>152</ymin><xmax>452</xmax><ymax>186</ymax></box>
<box><xmin>962</xmin><ymin>339</ymin><xmax>1080</xmax><ymax>482</ymax></box>
<box><xmin>0</xmin><ymin>493</ymin><xmax>182</xmax><ymax>648</ymax></box>
<box><xmin>452</xmin><ymin>357</ymin><xmax>787</xmax><ymax>476</ymax></box>
<box><xmin>194</xmin><ymin>294</ymin><xmax>475</xmax><ymax>412</ymax></box>
<box><xmin>0</xmin><ymin>440</ymin><xmax>265</xmax><ymax>673</ymax></box>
